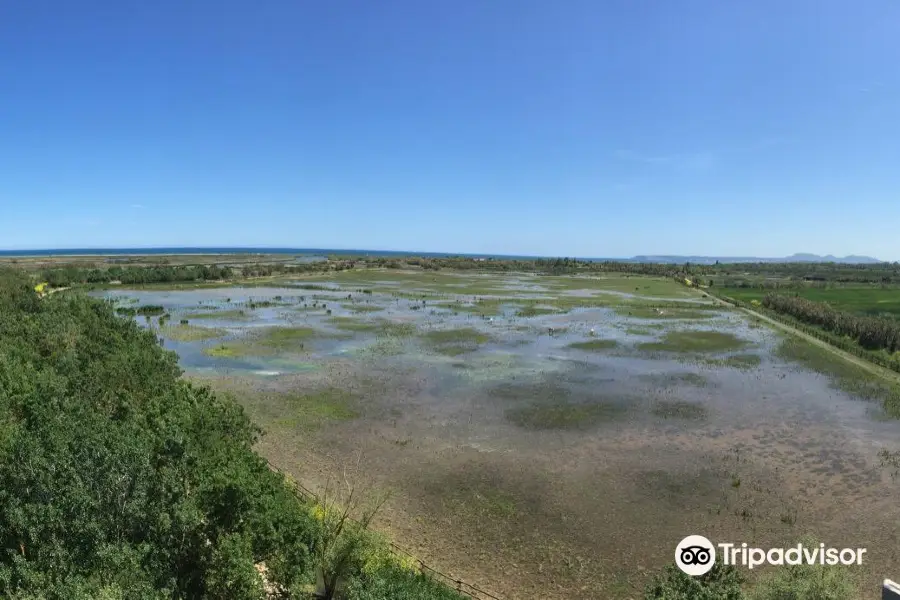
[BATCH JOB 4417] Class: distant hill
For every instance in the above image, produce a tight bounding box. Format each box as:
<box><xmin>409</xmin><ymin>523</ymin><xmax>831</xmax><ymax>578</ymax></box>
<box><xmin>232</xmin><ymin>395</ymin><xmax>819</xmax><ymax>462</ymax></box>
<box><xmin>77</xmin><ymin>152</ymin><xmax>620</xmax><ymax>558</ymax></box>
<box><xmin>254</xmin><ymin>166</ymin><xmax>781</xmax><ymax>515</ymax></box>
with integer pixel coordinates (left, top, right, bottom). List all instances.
<box><xmin>629</xmin><ymin>253</ymin><xmax>882</xmax><ymax>265</ymax></box>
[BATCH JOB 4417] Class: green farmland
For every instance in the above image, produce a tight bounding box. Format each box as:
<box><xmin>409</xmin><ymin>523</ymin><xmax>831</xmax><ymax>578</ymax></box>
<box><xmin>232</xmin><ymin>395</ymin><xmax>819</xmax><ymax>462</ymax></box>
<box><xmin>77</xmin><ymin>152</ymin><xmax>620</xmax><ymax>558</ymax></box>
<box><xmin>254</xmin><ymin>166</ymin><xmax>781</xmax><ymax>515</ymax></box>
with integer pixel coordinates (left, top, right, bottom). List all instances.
<box><xmin>719</xmin><ymin>286</ymin><xmax>900</xmax><ymax>320</ymax></box>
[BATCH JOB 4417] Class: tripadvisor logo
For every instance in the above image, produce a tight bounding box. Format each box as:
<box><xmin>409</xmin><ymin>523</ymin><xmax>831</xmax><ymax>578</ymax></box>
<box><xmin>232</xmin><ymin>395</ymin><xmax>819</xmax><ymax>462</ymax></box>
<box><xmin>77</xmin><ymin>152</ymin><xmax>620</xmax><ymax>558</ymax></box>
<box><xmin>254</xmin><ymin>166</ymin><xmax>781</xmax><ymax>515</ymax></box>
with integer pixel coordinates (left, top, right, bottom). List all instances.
<box><xmin>675</xmin><ymin>535</ymin><xmax>868</xmax><ymax>575</ymax></box>
<box><xmin>676</xmin><ymin>535</ymin><xmax>716</xmax><ymax>576</ymax></box>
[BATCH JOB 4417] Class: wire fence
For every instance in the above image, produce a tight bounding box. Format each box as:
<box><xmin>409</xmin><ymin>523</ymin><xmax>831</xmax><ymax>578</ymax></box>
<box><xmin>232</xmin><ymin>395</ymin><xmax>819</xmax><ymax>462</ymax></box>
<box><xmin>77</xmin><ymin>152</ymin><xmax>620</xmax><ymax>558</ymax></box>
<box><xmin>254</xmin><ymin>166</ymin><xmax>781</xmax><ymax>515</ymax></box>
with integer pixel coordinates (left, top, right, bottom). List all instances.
<box><xmin>268</xmin><ymin>462</ymin><xmax>505</xmax><ymax>600</ymax></box>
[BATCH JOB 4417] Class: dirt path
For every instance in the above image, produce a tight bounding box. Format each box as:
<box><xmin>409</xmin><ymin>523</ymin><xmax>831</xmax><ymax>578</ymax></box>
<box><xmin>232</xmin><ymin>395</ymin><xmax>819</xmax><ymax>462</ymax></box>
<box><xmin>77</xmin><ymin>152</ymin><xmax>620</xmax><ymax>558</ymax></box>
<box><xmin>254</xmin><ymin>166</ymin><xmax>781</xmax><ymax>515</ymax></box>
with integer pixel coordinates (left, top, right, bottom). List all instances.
<box><xmin>711</xmin><ymin>295</ymin><xmax>900</xmax><ymax>384</ymax></box>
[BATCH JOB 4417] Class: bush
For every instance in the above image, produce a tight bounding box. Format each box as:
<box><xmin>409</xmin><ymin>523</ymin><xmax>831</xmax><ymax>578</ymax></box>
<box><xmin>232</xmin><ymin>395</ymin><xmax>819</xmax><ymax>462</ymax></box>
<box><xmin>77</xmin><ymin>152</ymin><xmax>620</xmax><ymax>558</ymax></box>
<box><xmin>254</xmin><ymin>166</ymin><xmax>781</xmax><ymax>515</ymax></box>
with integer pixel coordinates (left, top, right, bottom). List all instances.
<box><xmin>644</xmin><ymin>563</ymin><xmax>745</xmax><ymax>600</ymax></box>
<box><xmin>0</xmin><ymin>269</ymin><xmax>317</xmax><ymax>599</ymax></box>
<box><xmin>344</xmin><ymin>563</ymin><xmax>467</xmax><ymax>600</ymax></box>
<box><xmin>747</xmin><ymin>536</ymin><xmax>859</xmax><ymax>600</ymax></box>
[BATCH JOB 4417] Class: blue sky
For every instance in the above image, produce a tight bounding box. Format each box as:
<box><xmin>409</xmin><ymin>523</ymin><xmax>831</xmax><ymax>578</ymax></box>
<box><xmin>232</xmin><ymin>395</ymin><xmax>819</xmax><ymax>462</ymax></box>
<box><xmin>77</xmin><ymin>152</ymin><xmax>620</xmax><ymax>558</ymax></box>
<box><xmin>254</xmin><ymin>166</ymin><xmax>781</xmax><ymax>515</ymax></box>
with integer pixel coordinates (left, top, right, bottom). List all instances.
<box><xmin>1</xmin><ymin>1</ymin><xmax>898</xmax><ymax>259</ymax></box>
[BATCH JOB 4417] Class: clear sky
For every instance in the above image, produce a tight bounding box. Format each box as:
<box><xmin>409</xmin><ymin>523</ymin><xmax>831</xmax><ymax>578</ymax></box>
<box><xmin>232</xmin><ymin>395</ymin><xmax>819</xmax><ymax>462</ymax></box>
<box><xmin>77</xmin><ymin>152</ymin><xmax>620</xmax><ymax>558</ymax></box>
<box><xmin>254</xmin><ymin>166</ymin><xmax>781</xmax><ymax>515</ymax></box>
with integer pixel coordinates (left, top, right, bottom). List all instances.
<box><xmin>1</xmin><ymin>1</ymin><xmax>897</xmax><ymax>259</ymax></box>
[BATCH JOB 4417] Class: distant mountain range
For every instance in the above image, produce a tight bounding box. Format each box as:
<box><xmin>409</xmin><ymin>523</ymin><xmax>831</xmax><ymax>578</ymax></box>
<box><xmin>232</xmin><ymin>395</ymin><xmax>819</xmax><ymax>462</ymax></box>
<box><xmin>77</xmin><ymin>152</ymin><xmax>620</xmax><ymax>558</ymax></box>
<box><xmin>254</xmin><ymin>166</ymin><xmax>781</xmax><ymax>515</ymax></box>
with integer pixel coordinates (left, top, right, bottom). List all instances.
<box><xmin>628</xmin><ymin>253</ymin><xmax>882</xmax><ymax>265</ymax></box>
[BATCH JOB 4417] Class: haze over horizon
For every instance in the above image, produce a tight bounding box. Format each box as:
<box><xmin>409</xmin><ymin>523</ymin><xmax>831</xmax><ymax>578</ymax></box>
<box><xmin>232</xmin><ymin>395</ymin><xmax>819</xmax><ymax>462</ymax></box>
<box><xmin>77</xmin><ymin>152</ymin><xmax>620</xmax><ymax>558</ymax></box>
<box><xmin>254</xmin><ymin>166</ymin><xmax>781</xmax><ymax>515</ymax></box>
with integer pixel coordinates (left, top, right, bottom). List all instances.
<box><xmin>2</xmin><ymin>1</ymin><xmax>898</xmax><ymax>260</ymax></box>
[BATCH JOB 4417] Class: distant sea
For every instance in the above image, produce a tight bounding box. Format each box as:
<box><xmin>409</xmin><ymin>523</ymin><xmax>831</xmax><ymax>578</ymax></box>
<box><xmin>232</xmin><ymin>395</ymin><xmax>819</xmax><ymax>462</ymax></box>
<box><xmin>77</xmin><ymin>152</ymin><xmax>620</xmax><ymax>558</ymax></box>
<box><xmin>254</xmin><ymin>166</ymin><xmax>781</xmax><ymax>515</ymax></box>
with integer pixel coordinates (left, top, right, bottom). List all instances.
<box><xmin>0</xmin><ymin>247</ymin><xmax>607</xmax><ymax>261</ymax></box>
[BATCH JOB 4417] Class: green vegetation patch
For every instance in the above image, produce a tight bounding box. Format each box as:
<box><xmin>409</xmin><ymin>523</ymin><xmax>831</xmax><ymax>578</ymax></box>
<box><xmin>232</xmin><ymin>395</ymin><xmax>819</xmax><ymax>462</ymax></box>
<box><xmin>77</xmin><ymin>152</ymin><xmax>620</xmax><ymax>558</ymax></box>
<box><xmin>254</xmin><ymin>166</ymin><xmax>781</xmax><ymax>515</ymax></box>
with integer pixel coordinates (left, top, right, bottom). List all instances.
<box><xmin>638</xmin><ymin>331</ymin><xmax>749</xmax><ymax>354</ymax></box>
<box><xmin>547</xmin><ymin>274</ymin><xmax>691</xmax><ymax>297</ymax></box>
<box><xmin>515</xmin><ymin>305</ymin><xmax>561</xmax><ymax>317</ymax></box>
<box><xmin>506</xmin><ymin>399</ymin><xmax>629</xmax><ymax>430</ymax></box>
<box><xmin>329</xmin><ymin>316</ymin><xmax>379</xmax><ymax>332</ymax></box>
<box><xmin>331</xmin><ymin>318</ymin><xmax>417</xmax><ymax>338</ymax></box>
<box><xmin>422</xmin><ymin>327</ymin><xmax>493</xmax><ymax>356</ymax></box>
<box><xmin>351</xmin><ymin>337</ymin><xmax>407</xmax><ymax>357</ymax></box>
<box><xmin>341</xmin><ymin>303</ymin><xmax>385</xmax><ymax>313</ymax></box>
<box><xmin>651</xmin><ymin>400</ymin><xmax>709</xmax><ymax>420</ymax></box>
<box><xmin>567</xmin><ymin>339</ymin><xmax>618</xmax><ymax>352</ymax></box>
<box><xmin>254</xmin><ymin>326</ymin><xmax>318</xmax><ymax>348</ymax></box>
<box><xmin>159</xmin><ymin>324</ymin><xmax>227</xmax><ymax>342</ymax></box>
<box><xmin>695</xmin><ymin>353</ymin><xmax>763</xmax><ymax>370</ymax></box>
<box><xmin>274</xmin><ymin>387</ymin><xmax>359</xmax><ymax>431</ymax></box>
<box><xmin>203</xmin><ymin>343</ymin><xmax>245</xmax><ymax>358</ymax></box>
<box><xmin>424</xmin><ymin>328</ymin><xmax>492</xmax><ymax>345</ymax></box>
<box><xmin>374</xmin><ymin>320</ymin><xmax>417</xmax><ymax>337</ymax></box>
<box><xmin>776</xmin><ymin>337</ymin><xmax>900</xmax><ymax>417</ymax></box>
<box><xmin>448</xmin><ymin>300</ymin><xmax>506</xmax><ymax>317</ymax></box>
<box><xmin>203</xmin><ymin>326</ymin><xmax>320</xmax><ymax>358</ymax></box>
<box><xmin>116</xmin><ymin>304</ymin><xmax>166</xmax><ymax>317</ymax></box>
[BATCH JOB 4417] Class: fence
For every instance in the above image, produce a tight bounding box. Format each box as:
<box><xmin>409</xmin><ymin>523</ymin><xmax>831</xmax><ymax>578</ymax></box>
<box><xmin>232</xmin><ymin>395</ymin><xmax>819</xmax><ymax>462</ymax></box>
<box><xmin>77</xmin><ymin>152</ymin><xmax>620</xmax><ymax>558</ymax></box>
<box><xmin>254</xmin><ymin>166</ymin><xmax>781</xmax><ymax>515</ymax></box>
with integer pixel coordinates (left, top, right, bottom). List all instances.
<box><xmin>268</xmin><ymin>462</ymin><xmax>505</xmax><ymax>600</ymax></box>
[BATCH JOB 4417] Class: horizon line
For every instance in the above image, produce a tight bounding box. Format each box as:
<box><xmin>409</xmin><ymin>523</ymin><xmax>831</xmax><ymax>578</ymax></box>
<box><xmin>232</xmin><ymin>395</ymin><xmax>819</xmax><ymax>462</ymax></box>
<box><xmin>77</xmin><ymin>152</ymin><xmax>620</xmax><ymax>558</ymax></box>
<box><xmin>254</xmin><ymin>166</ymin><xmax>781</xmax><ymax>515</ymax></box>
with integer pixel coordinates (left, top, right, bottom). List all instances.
<box><xmin>0</xmin><ymin>246</ymin><xmax>887</xmax><ymax>263</ymax></box>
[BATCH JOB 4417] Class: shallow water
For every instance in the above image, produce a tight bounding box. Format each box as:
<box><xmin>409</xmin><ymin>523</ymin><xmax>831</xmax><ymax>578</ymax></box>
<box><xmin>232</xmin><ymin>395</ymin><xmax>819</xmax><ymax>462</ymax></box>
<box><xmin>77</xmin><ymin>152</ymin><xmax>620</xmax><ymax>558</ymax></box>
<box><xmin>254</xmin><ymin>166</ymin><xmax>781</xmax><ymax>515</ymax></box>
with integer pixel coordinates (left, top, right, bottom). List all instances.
<box><xmin>98</xmin><ymin>276</ymin><xmax>900</xmax><ymax>599</ymax></box>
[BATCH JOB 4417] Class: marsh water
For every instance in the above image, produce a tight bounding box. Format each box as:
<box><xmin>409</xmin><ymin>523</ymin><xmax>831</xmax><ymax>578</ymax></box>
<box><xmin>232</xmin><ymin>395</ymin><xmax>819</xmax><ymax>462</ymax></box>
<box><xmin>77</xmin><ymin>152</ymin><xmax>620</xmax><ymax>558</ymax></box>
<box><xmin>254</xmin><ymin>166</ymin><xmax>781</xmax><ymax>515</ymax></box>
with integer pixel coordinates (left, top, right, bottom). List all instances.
<box><xmin>96</xmin><ymin>273</ymin><xmax>900</xmax><ymax>599</ymax></box>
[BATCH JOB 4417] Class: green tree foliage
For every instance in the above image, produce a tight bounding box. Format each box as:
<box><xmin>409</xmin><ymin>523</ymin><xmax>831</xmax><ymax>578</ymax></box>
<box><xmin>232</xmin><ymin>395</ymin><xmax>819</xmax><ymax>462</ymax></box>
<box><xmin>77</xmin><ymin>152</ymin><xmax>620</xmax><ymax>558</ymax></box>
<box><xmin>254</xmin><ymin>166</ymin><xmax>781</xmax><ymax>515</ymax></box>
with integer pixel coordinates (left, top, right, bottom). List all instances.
<box><xmin>763</xmin><ymin>293</ymin><xmax>900</xmax><ymax>352</ymax></box>
<box><xmin>0</xmin><ymin>269</ymin><xmax>317</xmax><ymax>598</ymax></box>
<box><xmin>644</xmin><ymin>563</ymin><xmax>745</xmax><ymax>600</ymax></box>
<box><xmin>343</xmin><ymin>564</ymin><xmax>466</xmax><ymax>600</ymax></box>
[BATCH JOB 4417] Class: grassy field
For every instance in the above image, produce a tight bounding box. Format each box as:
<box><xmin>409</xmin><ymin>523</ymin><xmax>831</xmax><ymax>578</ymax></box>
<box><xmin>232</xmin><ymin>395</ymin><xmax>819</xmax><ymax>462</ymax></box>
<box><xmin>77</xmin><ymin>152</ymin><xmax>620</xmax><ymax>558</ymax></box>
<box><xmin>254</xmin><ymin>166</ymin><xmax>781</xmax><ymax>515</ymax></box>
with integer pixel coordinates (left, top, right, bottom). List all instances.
<box><xmin>720</xmin><ymin>286</ymin><xmax>900</xmax><ymax>319</ymax></box>
<box><xmin>637</xmin><ymin>331</ymin><xmax>749</xmax><ymax>353</ymax></box>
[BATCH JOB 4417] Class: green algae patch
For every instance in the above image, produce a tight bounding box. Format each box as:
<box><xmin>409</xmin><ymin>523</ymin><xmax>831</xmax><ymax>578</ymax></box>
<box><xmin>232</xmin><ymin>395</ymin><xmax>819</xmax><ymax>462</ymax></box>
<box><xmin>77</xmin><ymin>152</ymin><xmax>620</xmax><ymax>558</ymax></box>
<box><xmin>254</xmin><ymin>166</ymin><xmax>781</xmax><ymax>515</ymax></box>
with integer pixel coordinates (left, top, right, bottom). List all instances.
<box><xmin>567</xmin><ymin>339</ymin><xmax>619</xmax><ymax>352</ymax></box>
<box><xmin>202</xmin><ymin>326</ymin><xmax>320</xmax><ymax>358</ymax></box>
<box><xmin>423</xmin><ymin>327</ymin><xmax>493</xmax><ymax>356</ymax></box>
<box><xmin>255</xmin><ymin>326</ymin><xmax>318</xmax><ymax>348</ymax></box>
<box><xmin>274</xmin><ymin>387</ymin><xmax>359</xmax><ymax>431</ymax></box>
<box><xmin>204</xmin><ymin>344</ymin><xmax>245</xmax><ymax>358</ymax></box>
<box><xmin>159</xmin><ymin>324</ymin><xmax>227</xmax><ymax>342</ymax></box>
<box><xmin>638</xmin><ymin>331</ymin><xmax>748</xmax><ymax>354</ymax></box>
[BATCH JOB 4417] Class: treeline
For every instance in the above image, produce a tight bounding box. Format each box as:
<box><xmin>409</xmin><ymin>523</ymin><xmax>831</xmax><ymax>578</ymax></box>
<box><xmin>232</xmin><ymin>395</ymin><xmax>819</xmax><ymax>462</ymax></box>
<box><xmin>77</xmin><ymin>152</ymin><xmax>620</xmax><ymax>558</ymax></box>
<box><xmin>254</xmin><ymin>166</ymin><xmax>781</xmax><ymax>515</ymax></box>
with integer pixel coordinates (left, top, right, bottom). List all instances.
<box><xmin>239</xmin><ymin>260</ymin><xmax>356</xmax><ymax>278</ymax></box>
<box><xmin>0</xmin><ymin>268</ymin><xmax>463</xmax><ymax>599</ymax></box>
<box><xmin>40</xmin><ymin>261</ymin><xmax>359</xmax><ymax>287</ymax></box>
<box><xmin>42</xmin><ymin>264</ymin><xmax>236</xmax><ymax>286</ymax></box>
<box><xmin>763</xmin><ymin>293</ymin><xmax>900</xmax><ymax>353</ymax></box>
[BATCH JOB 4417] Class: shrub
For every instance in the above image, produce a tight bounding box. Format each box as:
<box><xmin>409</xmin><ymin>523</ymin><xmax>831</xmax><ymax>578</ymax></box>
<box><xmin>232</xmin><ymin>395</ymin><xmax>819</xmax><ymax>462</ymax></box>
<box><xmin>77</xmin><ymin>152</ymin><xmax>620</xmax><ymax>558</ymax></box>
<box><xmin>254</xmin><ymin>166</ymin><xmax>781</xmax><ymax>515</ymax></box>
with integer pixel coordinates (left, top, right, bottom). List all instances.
<box><xmin>644</xmin><ymin>563</ymin><xmax>745</xmax><ymax>600</ymax></box>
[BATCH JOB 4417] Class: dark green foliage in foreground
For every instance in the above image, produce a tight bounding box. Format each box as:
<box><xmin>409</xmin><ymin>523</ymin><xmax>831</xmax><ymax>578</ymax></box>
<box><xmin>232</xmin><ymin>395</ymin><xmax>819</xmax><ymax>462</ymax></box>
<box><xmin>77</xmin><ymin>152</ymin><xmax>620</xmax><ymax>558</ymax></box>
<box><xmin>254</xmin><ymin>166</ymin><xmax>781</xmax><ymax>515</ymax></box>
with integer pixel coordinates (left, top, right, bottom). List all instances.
<box><xmin>644</xmin><ymin>563</ymin><xmax>745</xmax><ymax>600</ymax></box>
<box><xmin>0</xmin><ymin>268</ymin><xmax>461</xmax><ymax>599</ymax></box>
<box><xmin>0</xmin><ymin>269</ymin><xmax>317</xmax><ymax>598</ymax></box>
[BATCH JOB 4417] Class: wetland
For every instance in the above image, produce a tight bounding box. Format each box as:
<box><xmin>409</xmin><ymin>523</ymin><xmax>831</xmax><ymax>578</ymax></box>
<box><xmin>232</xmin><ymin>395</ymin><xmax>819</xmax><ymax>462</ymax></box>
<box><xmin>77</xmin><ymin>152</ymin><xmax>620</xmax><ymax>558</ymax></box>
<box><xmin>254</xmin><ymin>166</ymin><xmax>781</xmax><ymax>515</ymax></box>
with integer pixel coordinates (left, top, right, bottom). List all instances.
<box><xmin>98</xmin><ymin>268</ymin><xmax>900</xmax><ymax>600</ymax></box>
